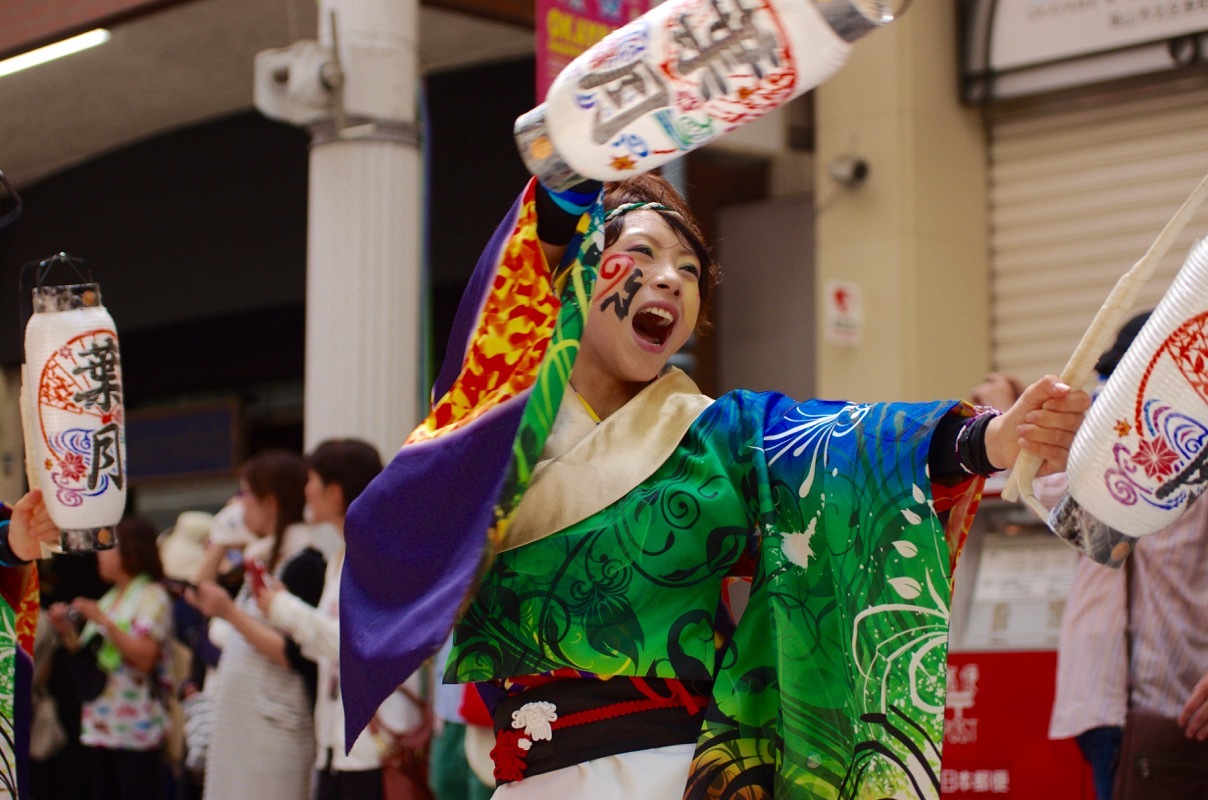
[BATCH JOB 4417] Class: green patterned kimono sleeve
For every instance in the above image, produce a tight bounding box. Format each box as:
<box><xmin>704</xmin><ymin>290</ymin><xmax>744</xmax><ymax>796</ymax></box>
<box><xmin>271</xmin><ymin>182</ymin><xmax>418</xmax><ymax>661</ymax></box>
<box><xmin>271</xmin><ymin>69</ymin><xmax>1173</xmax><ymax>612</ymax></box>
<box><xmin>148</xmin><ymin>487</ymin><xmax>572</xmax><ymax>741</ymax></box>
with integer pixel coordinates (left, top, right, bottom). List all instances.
<box><xmin>688</xmin><ymin>397</ymin><xmax>974</xmax><ymax>800</ymax></box>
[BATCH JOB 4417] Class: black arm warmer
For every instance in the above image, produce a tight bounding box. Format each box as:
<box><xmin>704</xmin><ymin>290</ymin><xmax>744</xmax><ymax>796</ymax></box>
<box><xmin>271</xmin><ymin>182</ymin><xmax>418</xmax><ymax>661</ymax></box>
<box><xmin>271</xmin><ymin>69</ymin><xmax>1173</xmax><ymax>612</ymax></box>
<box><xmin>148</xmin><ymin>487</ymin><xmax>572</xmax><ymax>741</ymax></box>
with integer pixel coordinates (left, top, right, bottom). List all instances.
<box><xmin>929</xmin><ymin>411</ymin><xmax>999</xmax><ymax>479</ymax></box>
<box><xmin>534</xmin><ymin>179</ymin><xmax>604</xmax><ymax>246</ymax></box>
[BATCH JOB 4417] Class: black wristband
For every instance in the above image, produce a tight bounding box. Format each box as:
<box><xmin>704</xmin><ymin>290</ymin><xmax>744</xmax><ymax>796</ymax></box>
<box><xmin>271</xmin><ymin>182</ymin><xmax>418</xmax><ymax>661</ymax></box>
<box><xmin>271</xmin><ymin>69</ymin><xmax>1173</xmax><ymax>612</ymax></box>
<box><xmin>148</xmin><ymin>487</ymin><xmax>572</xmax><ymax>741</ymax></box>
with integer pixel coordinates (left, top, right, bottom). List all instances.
<box><xmin>956</xmin><ymin>410</ymin><xmax>1002</xmax><ymax>477</ymax></box>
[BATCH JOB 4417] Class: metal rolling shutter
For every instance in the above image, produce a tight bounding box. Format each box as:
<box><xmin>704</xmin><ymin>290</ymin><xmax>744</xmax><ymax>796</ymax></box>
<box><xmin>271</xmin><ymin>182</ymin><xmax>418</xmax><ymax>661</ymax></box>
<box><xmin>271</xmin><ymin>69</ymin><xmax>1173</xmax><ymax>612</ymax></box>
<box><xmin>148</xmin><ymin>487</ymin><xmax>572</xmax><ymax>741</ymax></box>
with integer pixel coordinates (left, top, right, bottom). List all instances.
<box><xmin>989</xmin><ymin>83</ymin><xmax>1208</xmax><ymax>385</ymax></box>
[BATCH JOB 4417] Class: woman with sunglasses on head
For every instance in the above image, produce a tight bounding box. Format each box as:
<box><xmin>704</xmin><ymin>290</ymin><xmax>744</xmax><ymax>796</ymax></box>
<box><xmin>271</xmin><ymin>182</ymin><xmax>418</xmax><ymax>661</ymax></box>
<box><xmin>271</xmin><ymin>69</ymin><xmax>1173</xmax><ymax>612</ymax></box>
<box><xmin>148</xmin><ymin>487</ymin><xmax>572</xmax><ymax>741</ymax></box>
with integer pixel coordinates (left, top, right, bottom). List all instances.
<box><xmin>341</xmin><ymin>173</ymin><xmax>1090</xmax><ymax>800</ymax></box>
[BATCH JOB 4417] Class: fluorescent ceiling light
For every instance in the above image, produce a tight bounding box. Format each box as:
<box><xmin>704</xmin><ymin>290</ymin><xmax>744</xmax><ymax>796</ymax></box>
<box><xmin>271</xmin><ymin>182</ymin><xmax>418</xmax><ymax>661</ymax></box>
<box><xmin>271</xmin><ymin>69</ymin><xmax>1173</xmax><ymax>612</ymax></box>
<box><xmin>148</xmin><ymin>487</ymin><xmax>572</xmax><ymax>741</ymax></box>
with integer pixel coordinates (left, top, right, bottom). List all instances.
<box><xmin>0</xmin><ymin>29</ymin><xmax>111</xmax><ymax>79</ymax></box>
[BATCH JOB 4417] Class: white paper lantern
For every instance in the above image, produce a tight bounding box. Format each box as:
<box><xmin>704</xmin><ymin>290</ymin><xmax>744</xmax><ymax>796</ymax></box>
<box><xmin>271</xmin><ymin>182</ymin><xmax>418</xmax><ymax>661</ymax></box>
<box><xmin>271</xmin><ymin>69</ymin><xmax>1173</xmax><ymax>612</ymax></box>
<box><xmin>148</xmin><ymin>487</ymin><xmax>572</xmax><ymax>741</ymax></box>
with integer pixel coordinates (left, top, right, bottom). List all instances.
<box><xmin>1065</xmin><ymin>237</ymin><xmax>1208</xmax><ymax>538</ymax></box>
<box><xmin>515</xmin><ymin>0</ymin><xmax>889</xmax><ymax>190</ymax></box>
<box><xmin>23</xmin><ymin>283</ymin><xmax>126</xmax><ymax>552</ymax></box>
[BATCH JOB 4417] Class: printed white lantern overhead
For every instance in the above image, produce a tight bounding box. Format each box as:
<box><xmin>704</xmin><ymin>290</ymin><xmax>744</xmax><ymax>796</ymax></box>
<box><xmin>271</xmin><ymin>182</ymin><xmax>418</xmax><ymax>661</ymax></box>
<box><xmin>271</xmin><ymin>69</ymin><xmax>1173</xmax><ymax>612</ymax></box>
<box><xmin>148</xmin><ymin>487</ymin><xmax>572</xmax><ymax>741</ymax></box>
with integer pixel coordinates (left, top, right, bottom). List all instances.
<box><xmin>22</xmin><ymin>270</ymin><xmax>126</xmax><ymax>553</ymax></box>
<box><xmin>515</xmin><ymin>0</ymin><xmax>891</xmax><ymax>190</ymax></box>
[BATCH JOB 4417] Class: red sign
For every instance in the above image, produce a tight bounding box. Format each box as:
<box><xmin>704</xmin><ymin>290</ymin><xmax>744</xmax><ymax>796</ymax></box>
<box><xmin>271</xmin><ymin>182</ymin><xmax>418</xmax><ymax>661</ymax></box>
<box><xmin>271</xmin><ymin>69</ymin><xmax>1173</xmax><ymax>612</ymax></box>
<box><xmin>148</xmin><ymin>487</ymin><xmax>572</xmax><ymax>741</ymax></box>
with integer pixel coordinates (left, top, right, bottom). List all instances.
<box><xmin>943</xmin><ymin>651</ymin><xmax>1091</xmax><ymax>798</ymax></box>
<box><xmin>534</xmin><ymin>0</ymin><xmax>651</xmax><ymax>101</ymax></box>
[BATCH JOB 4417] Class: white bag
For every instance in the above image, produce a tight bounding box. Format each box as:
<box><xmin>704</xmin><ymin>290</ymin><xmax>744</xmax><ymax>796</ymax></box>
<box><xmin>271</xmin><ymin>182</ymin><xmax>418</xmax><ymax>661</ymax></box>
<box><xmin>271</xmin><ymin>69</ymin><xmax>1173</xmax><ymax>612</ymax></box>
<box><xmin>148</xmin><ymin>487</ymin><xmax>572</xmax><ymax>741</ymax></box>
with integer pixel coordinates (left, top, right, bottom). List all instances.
<box><xmin>29</xmin><ymin>689</ymin><xmax>67</xmax><ymax>761</ymax></box>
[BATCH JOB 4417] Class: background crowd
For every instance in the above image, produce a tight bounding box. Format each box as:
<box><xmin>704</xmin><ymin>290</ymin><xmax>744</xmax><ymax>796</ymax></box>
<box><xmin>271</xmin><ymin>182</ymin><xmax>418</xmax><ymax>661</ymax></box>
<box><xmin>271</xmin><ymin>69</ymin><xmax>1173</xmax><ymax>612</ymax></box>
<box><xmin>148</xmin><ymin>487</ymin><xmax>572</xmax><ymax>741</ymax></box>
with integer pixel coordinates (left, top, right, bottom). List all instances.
<box><xmin>23</xmin><ymin>438</ymin><xmax>496</xmax><ymax>800</ymax></box>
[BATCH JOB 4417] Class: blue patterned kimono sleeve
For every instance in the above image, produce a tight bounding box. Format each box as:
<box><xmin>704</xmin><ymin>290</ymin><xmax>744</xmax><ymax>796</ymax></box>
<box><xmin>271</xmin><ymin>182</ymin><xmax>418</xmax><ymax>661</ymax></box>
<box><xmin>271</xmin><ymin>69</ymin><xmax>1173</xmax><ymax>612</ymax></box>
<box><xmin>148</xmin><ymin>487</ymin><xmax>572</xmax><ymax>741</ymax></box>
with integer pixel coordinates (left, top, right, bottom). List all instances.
<box><xmin>689</xmin><ymin>397</ymin><xmax>982</xmax><ymax>800</ymax></box>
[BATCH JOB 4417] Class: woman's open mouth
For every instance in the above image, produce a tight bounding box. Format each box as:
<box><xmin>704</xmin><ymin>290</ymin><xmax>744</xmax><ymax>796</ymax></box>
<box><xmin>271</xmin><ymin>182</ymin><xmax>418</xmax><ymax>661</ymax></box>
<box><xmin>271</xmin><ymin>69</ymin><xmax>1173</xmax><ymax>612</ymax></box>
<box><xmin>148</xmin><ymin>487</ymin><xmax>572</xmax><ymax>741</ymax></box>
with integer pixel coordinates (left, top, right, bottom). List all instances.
<box><xmin>632</xmin><ymin>306</ymin><xmax>676</xmax><ymax>347</ymax></box>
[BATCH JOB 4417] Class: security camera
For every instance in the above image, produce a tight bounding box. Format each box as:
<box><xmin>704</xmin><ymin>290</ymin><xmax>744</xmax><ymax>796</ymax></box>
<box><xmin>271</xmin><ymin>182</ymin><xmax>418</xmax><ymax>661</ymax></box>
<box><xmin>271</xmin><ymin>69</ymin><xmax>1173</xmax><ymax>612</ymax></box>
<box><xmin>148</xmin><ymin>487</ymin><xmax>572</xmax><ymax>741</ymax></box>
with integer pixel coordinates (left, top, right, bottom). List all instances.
<box><xmin>828</xmin><ymin>156</ymin><xmax>869</xmax><ymax>189</ymax></box>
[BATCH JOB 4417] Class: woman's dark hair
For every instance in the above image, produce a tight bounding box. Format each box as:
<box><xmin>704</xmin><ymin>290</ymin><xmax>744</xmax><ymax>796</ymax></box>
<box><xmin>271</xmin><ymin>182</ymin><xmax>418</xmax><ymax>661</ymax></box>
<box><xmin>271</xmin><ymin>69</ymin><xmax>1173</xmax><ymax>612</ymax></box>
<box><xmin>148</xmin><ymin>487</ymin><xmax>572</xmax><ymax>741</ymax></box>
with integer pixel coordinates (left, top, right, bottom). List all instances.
<box><xmin>241</xmin><ymin>449</ymin><xmax>307</xmax><ymax>571</ymax></box>
<box><xmin>307</xmin><ymin>438</ymin><xmax>383</xmax><ymax>515</ymax></box>
<box><xmin>1095</xmin><ymin>311</ymin><xmax>1152</xmax><ymax>379</ymax></box>
<box><xmin>602</xmin><ymin>173</ymin><xmax>720</xmax><ymax>331</ymax></box>
<box><xmin>116</xmin><ymin>515</ymin><xmax>163</xmax><ymax>582</ymax></box>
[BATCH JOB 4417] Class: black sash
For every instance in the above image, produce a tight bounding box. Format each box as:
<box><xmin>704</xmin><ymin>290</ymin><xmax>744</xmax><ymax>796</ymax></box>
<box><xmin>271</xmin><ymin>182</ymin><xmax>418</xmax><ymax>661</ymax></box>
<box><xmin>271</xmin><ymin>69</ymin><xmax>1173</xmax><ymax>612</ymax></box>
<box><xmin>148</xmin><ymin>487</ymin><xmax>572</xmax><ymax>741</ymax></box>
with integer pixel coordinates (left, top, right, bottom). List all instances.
<box><xmin>490</xmin><ymin>677</ymin><xmax>710</xmax><ymax>784</ymax></box>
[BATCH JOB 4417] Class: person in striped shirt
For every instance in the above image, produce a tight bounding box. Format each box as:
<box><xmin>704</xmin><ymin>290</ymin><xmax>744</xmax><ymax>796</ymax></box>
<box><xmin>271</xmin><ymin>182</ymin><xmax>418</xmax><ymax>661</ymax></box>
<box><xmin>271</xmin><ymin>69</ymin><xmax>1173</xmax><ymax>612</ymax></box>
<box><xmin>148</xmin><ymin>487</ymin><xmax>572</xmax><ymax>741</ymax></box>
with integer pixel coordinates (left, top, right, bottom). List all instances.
<box><xmin>1049</xmin><ymin>311</ymin><xmax>1208</xmax><ymax>799</ymax></box>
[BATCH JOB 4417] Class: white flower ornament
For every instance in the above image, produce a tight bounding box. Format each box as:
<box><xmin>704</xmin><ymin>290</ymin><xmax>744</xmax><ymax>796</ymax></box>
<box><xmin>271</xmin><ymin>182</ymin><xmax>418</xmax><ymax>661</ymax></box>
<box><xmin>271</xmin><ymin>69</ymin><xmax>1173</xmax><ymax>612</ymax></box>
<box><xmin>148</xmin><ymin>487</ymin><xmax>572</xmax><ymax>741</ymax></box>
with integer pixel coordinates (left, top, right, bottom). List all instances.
<box><xmin>512</xmin><ymin>701</ymin><xmax>558</xmax><ymax>742</ymax></box>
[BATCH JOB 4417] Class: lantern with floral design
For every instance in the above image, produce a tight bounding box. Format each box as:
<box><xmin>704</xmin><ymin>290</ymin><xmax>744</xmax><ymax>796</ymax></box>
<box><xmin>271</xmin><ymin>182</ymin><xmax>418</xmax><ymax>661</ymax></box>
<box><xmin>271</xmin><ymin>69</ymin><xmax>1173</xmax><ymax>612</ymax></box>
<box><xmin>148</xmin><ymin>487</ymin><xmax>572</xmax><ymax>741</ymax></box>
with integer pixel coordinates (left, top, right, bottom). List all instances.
<box><xmin>21</xmin><ymin>255</ymin><xmax>125</xmax><ymax>552</ymax></box>
<box><xmin>1055</xmin><ymin>235</ymin><xmax>1208</xmax><ymax>556</ymax></box>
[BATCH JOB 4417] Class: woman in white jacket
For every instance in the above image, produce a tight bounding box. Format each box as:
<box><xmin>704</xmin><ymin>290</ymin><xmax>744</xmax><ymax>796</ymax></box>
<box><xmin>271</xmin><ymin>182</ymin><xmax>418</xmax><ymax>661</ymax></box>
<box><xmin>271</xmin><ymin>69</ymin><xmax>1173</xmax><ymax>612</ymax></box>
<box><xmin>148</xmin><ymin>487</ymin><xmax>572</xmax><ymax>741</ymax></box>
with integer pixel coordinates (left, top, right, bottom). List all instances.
<box><xmin>189</xmin><ymin>450</ymin><xmax>327</xmax><ymax>800</ymax></box>
<box><xmin>255</xmin><ymin>439</ymin><xmax>424</xmax><ymax>800</ymax></box>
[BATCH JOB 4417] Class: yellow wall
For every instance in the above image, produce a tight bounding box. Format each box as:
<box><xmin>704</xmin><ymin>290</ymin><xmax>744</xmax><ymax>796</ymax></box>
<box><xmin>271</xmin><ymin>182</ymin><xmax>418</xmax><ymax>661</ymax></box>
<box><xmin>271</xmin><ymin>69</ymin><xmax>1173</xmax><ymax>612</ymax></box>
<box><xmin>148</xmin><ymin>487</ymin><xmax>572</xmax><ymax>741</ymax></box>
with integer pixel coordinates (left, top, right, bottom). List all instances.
<box><xmin>814</xmin><ymin>2</ymin><xmax>989</xmax><ymax>403</ymax></box>
<box><xmin>0</xmin><ymin>368</ymin><xmax>25</xmax><ymax>504</ymax></box>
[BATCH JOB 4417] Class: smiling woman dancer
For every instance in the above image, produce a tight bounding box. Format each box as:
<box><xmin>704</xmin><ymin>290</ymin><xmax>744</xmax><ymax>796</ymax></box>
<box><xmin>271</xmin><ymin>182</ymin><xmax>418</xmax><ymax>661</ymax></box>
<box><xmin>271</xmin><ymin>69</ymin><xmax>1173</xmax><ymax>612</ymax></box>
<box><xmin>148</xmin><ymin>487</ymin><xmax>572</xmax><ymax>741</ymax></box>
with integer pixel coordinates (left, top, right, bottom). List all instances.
<box><xmin>341</xmin><ymin>173</ymin><xmax>1088</xmax><ymax>800</ymax></box>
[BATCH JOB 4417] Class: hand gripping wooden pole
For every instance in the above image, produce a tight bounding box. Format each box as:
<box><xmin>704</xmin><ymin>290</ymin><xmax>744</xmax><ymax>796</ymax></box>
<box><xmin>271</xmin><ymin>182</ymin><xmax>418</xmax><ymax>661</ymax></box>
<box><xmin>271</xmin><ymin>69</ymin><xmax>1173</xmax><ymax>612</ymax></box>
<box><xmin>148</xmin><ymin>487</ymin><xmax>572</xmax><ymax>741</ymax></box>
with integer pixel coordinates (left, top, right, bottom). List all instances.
<box><xmin>1002</xmin><ymin>172</ymin><xmax>1208</xmax><ymax>519</ymax></box>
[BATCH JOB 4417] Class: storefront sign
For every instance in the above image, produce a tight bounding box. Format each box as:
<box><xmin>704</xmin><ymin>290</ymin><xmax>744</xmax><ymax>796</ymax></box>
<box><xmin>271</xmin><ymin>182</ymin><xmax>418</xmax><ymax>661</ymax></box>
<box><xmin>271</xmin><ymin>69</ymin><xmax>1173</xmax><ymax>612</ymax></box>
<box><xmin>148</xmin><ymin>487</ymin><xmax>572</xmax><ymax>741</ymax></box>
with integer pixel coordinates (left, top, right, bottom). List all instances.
<box><xmin>961</xmin><ymin>0</ymin><xmax>1208</xmax><ymax>102</ymax></box>
<box><xmin>125</xmin><ymin>402</ymin><xmax>238</xmax><ymax>481</ymax></box>
<box><xmin>990</xmin><ymin>0</ymin><xmax>1208</xmax><ymax>71</ymax></box>
<box><xmin>535</xmin><ymin>0</ymin><xmax>652</xmax><ymax>101</ymax></box>
<box><xmin>943</xmin><ymin>651</ymin><xmax>1089</xmax><ymax>798</ymax></box>
<box><xmin>940</xmin><ymin>768</ymin><xmax>1012</xmax><ymax>795</ymax></box>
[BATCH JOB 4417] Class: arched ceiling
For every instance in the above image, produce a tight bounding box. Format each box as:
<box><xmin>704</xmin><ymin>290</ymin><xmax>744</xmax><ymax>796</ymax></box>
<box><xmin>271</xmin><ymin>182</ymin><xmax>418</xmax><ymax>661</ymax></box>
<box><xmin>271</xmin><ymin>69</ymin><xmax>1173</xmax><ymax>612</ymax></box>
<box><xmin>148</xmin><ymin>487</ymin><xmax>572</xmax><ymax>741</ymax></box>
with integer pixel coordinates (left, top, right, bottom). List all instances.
<box><xmin>0</xmin><ymin>0</ymin><xmax>535</xmax><ymax>187</ymax></box>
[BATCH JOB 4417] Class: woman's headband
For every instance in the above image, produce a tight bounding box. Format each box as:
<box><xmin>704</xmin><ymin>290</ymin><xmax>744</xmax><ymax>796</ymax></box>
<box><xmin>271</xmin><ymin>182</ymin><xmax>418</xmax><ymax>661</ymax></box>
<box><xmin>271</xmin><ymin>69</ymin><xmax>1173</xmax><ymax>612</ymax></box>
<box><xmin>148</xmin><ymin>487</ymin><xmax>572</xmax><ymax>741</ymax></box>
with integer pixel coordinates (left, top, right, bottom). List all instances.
<box><xmin>604</xmin><ymin>201</ymin><xmax>682</xmax><ymax>223</ymax></box>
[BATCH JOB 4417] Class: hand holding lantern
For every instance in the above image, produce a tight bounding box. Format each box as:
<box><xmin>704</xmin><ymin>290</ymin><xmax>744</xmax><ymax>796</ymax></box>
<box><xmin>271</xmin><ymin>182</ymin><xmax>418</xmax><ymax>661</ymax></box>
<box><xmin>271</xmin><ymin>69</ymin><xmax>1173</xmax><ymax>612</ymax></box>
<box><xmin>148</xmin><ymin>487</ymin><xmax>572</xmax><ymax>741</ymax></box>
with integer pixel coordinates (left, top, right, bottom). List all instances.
<box><xmin>20</xmin><ymin>254</ymin><xmax>127</xmax><ymax>554</ymax></box>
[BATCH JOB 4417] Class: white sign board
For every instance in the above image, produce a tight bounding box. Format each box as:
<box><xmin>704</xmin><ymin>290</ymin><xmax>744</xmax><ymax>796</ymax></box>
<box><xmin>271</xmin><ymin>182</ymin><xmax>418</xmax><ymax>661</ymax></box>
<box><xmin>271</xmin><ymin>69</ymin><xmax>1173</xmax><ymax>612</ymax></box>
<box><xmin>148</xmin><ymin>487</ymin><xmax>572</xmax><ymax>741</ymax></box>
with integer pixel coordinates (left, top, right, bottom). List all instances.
<box><xmin>991</xmin><ymin>0</ymin><xmax>1208</xmax><ymax>71</ymax></box>
<box><xmin>824</xmin><ymin>280</ymin><xmax>862</xmax><ymax>346</ymax></box>
<box><xmin>962</xmin><ymin>531</ymin><xmax>1079</xmax><ymax>651</ymax></box>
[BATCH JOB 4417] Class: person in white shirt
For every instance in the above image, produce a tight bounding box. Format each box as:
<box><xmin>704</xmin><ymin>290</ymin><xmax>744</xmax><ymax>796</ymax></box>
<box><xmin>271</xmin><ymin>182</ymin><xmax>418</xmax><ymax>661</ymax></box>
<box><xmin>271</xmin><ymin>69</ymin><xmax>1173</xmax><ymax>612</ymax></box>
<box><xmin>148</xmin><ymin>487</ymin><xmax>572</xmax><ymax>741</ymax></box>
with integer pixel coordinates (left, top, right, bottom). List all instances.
<box><xmin>255</xmin><ymin>439</ymin><xmax>425</xmax><ymax>800</ymax></box>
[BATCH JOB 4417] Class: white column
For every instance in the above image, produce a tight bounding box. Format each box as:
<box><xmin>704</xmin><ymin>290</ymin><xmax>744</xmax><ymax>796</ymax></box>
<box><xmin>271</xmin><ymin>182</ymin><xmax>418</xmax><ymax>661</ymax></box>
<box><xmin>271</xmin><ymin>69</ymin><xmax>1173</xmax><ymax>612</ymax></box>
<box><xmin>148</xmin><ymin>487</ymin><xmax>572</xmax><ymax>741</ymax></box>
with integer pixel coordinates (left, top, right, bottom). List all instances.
<box><xmin>305</xmin><ymin>134</ymin><xmax>421</xmax><ymax>458</ymax></box>
<box><xmin>302</xmin><ymin>0</ymin><xmax>421</xmax><ymax>459</ymax></box>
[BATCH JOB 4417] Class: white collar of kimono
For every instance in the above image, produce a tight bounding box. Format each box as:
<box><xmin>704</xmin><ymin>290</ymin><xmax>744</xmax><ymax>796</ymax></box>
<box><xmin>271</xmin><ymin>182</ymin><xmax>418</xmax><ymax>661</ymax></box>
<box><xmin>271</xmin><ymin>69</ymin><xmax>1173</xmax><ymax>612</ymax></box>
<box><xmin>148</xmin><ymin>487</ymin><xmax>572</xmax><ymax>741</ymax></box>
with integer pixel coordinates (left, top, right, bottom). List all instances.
<box><xmin>501</xmin><ymin>367</ymin><xmax>713</xmax><ymax>551</ymax></box>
